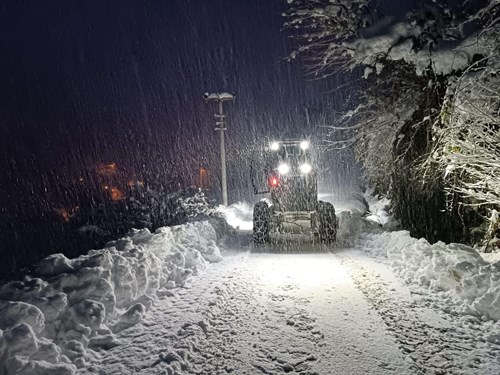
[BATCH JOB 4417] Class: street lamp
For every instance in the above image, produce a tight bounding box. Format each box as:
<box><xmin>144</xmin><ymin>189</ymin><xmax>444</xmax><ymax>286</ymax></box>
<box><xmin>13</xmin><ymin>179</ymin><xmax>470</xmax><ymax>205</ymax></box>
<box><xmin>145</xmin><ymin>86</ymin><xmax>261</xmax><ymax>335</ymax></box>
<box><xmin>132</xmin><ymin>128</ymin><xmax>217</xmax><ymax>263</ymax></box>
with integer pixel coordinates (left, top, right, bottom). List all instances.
<box><xmin>203</xmin><ymin>92</ymin><xmax>236</xmax><ymax>206</ymax></box>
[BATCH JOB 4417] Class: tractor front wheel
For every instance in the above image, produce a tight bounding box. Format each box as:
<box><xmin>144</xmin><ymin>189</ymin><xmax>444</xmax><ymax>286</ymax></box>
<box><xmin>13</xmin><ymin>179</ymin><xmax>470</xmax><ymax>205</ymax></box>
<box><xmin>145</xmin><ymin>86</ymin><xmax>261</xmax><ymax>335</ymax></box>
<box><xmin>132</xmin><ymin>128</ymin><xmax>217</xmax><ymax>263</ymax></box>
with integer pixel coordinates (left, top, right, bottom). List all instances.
<box><xmin>318</xmin><ymin>201</ymin><xmax>337</xmax><ymax>244</ymax></box>
<box><xmin>253</xmin><ymin>201</ymin><xmax>270</xmax><ymax>245</ymax></box>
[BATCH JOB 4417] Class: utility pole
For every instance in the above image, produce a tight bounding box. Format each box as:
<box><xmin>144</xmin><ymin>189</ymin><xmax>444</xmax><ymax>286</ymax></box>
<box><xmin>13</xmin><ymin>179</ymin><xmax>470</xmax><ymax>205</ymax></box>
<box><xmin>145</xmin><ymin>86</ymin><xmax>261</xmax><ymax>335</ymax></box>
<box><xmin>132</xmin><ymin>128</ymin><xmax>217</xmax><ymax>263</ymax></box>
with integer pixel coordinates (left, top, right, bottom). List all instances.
<box><xmin>203</xmin><ymin>92</ymin><xmax>235</xmax><ymax>206</ymax></box>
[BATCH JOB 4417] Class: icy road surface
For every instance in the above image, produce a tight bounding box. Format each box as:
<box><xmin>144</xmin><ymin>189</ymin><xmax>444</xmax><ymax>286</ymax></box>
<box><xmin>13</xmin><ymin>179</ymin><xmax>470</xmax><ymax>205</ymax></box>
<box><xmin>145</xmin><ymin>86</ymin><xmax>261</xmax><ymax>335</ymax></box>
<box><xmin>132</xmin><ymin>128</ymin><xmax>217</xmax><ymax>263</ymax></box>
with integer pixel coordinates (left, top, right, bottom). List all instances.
<box><xmin>84</xmin><ymin>247</ymin><xmax>499</xmax><ymax>375</ymax></box>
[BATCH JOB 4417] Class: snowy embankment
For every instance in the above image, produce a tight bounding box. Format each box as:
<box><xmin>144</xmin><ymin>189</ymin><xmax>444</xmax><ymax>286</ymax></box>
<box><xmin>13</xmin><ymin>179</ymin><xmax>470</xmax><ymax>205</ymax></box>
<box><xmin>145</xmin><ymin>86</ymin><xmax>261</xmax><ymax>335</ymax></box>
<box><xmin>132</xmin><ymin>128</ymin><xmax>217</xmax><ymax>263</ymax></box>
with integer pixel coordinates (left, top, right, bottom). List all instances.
<box><xmin>360</xmin><ymin>231</ymin><xmax>500</xmax><ymax>323</ymax></box>
<box><xmin>359</xmin><ymin>191</ymin><xmax>500</xmax><ymax>326</ymax></box>
<box><xmin>0</xmin><ymin>221</ymin><xmax>223</xmax><ymax>375</ymax></box>
<box><xmin>217</xmin><ymin>202</ymin><xmax>253</xmax><ymax>231</ymax></box>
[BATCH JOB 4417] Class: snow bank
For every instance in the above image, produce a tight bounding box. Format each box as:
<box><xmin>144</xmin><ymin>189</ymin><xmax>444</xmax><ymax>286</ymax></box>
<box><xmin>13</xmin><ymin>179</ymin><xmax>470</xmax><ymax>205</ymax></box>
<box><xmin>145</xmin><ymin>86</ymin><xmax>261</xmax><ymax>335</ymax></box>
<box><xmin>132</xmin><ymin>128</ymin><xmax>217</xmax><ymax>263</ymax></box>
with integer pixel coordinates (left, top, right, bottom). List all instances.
<box><xmin>358</xmin><ymin>190</ymin><xmax>500</xmax><ymax>322</ymax></box>
<box><xmin>333</xmin><ymin>189</ymin><xmax>396</xmax><ymax>246</ymax></box>
<box><xmin>318</xmin><ymin>190</ymin><xmax>368</xmax><ymax>214</ymax></box>
<box><xmin>336</xmin><ymin>210</ymin><xmax>381</xmax><ymax>246</ymax></box>
<box><xmin>0</xmin><ymin>221</ymin><xmax>223</xmax><ymax>374</ymax></box>
<box><xmin>363</xmin><ymin>188</ymin><xmax>399</xmax><ymax>230</ymax></box>
<box><xmin>217</xmin><ymin>202</ymin><xmax>253</xmax><ymax>231</ymax></box>
<box><xmin>361</xmin><ymin>231</ymin><xmax>500</xmax><ymax>322</ymax></box>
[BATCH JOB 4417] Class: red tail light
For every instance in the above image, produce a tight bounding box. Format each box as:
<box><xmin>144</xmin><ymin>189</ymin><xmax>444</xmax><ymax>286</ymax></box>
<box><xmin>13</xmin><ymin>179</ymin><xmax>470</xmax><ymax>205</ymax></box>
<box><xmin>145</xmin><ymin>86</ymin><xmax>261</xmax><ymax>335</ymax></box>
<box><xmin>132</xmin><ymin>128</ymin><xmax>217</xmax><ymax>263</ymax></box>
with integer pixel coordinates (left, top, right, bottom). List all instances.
<box><xmin>269</xmin><ymin>176</ymin><xmax>279</xmax><ymax>188</ymax></box>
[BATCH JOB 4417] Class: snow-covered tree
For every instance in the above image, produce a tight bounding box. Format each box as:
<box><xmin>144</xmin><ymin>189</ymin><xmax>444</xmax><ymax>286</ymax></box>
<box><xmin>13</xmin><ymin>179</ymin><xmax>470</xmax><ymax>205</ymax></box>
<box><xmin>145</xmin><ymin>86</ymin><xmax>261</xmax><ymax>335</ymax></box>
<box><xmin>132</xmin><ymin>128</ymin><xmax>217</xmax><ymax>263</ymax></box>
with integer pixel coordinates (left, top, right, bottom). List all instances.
<box><xmin>419</xmin><ymin>52</ymin><xmax>500</xmax><ymax>247</ymax></box>
<box><xmin>326</xmin><ymin>61</ymin><xmax>429</xmax><ymax>195</ymax></box>
<box><xmin>285</xmin><ymin>0</ymin><xmax>500</xmax><ymax>244</ymax></box>
<box><xmin>424</xmin><ymin>62</ymin><xmax>500</xmax><ymax>206</ymax></box>
<box><xmin>285</xmin><ymin>0</ymin><xmax>495</xmax><ymax>76</ymax></box>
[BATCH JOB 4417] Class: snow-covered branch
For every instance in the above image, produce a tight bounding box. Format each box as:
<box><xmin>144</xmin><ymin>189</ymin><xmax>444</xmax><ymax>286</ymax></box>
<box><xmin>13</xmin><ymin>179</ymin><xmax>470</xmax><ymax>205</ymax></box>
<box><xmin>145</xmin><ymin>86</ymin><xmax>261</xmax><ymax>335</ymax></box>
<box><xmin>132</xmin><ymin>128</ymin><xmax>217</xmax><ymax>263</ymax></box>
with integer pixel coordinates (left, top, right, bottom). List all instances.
<box><xmin>422</xmin><ymin>56</ymin><xmax>500</xmax><ymax>210</ymax></box>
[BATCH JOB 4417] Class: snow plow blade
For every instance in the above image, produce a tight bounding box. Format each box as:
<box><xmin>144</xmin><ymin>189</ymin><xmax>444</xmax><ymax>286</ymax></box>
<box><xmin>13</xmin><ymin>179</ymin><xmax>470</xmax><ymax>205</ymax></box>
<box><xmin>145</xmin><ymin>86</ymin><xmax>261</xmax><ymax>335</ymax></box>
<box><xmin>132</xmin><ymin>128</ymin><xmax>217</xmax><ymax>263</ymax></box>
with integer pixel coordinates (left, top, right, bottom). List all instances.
<box><xmin>253</xmin><ymin>203</ymin><xmax>338</xmax><ymax>248</ymax></box>
<box><xmin>252</xmin><ymin>241</ymin><xmax>331</xmax><ymax>253</ymax></box>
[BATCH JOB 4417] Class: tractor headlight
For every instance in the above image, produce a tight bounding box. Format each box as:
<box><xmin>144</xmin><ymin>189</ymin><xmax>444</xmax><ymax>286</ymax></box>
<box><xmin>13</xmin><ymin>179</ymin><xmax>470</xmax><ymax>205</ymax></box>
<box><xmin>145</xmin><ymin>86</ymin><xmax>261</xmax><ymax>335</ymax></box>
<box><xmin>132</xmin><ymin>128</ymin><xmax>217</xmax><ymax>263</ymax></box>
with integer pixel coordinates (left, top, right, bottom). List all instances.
<box><xmin>270</xmin><ymin>142</ymin><xmax>280</xmax><ymax>151</ymax></box>
<box><xmin>300</xmin><ymin>141</ymin><xmax>309</xmax><ymax>150</ymax></box>
<box><xmin>277</xmin><ymin>163</ymin><xmax>290</xmax><ymax>175</ymax></box>
<box><xmin>299</xmin><ymin>163</ymin><xmax>312</xmax><ymax>174</ymax></box>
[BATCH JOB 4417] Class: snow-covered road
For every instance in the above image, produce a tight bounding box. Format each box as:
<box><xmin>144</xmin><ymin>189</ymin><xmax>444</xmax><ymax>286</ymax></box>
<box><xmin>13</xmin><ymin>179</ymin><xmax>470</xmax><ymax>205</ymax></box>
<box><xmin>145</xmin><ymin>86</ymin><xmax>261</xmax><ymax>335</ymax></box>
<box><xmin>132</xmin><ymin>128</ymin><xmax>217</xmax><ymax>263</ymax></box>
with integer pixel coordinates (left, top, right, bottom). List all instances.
<box><xmin>83</xmin><ymin>246</ymin><xmax>500</xmax><ymax>375</ymax></box>
<box><xmin>83</xmin><ymin>250</ymin><xmax>407</xmax><ymax>374</ymax></box>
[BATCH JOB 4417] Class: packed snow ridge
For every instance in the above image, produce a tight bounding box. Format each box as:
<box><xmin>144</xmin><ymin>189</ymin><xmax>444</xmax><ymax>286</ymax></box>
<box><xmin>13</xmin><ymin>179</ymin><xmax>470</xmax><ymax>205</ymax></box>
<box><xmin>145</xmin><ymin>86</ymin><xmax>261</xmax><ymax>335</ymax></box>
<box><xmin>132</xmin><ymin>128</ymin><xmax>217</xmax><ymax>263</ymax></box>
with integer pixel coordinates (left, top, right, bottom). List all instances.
<box><xmin>351</xmin><ymin>191</ymin><xmax>500</xmax><ymax>328</ymax></box>
<box><xmin>360</xmin><ymin>231</ymin><xmax>500</xmax><ymax>325</ymax></box>
<box><xmin>0</xmin><ymin>221</ymin><xmax>223</xmax><ymax>374</ymax></box>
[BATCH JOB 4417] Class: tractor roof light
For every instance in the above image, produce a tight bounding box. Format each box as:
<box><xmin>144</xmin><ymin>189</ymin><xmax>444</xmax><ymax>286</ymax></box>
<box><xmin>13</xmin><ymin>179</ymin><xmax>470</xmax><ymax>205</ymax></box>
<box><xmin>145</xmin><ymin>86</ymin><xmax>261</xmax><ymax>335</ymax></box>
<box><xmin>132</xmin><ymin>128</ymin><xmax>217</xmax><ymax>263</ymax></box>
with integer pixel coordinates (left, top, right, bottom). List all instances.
<box><xmin>300</xmin><ymin>141</ymin><xmax>310</xmax><ymax>150</ymax></box>
<box><xmin>299</xmin><ymin>163</ymin><xmax>312</xmax><ymax>174</ymax></box>
<box><xmin>270</xmin><ymin>142</ymin><xmax>280</xmax><ymax>151</ymax></box>
<box><xmin>277</xmin><ymin>163</ymin><xmax>290</xmax><ymax>175</ymax></box>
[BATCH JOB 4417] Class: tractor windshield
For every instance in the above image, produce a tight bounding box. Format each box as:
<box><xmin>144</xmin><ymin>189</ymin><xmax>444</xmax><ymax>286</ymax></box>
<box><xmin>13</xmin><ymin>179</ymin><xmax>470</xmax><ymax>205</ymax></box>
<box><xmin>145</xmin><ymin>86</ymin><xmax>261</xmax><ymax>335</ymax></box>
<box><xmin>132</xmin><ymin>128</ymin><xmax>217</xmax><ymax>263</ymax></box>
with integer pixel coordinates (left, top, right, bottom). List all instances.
<box><xmin>261</xmin><ymin>140</ymin><xmax>312</xmax><ymax>177</ymax></box>
<box><xmin>278</xmin><ymin>144</ymin><xmax>307</xmax><ymax>166</ymax></box>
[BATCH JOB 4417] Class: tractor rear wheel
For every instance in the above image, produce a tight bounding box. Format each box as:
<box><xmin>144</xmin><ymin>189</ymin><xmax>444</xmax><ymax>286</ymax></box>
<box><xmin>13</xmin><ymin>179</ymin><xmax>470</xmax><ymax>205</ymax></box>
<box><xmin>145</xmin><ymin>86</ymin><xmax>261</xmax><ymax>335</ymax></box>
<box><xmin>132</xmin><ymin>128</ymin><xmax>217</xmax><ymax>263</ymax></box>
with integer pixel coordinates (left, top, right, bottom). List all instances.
<box><xmin>318</xmin><ymin>201</ymin><xmax>337</xmax><ymax>244</ymax></box>
<box><xmin>253</xmin><ymin>201</ymin><xmax>270</xmax><ymax>245</ymax></box>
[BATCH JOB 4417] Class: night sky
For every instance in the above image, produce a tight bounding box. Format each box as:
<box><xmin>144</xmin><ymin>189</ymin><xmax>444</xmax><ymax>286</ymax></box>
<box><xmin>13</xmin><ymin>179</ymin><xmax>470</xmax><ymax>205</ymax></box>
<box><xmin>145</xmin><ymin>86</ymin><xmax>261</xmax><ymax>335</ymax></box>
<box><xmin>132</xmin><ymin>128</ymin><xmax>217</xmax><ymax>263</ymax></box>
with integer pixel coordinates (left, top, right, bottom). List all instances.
<box><xmin>0</xmin><ymin>0</ymin><xmax>355</xmax><ymax>273</ymax></box>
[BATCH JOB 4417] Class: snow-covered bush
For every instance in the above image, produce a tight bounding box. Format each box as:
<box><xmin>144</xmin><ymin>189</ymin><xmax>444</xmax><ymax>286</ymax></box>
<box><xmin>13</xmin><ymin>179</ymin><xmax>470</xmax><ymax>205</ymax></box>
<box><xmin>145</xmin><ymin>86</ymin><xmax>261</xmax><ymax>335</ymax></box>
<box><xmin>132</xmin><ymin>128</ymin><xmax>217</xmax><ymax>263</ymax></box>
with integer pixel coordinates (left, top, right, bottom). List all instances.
<box><xmin>422</xmin><ymin>58</ymin><xmax>500</xmax><ymax>219</ymax></box>
<box><xmin>102</xmin><ymin>186</ymin><xmax>217</xmax><ymax>233</ymax></box>
<box><xmin>0</xmin><ymin>221</ymin><xmax>223</xmax><ymax>374</ymax></box>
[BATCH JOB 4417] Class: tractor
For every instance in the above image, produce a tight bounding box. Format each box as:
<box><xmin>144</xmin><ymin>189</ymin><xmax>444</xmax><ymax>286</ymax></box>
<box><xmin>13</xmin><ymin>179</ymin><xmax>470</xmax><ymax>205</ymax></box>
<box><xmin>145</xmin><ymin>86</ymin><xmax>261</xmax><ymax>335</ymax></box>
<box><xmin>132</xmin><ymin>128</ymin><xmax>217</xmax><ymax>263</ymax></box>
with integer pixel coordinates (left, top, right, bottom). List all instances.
<box><xmin>251</xmin><ymin>140</ymin><xmax>337</xmax><ymax>245</ymax></box>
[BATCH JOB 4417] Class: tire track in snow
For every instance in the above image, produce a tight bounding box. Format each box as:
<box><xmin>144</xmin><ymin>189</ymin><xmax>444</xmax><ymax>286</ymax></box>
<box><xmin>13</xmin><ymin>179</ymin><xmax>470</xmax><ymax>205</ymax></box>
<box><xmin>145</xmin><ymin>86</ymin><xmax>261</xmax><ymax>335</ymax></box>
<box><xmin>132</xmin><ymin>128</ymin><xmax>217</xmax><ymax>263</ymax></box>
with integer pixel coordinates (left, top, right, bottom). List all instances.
<box><xmin>83</xmin><ymin>255</ymin><xmax>245</xmax><ymax>374</ymax></box>
<box><xmin>338</xmin><ymin>253</ymin><xmax>500</xmax><ymax>375</ymax></box>
<box><xmin>153</xmin><ymin>259</ymin><xmax>323</xmax><ymax>374</ymax></box>
<box><xmin>86</xmin><ymin>251</ymin><xmax>420</xmax><ymax>374</ymax></box>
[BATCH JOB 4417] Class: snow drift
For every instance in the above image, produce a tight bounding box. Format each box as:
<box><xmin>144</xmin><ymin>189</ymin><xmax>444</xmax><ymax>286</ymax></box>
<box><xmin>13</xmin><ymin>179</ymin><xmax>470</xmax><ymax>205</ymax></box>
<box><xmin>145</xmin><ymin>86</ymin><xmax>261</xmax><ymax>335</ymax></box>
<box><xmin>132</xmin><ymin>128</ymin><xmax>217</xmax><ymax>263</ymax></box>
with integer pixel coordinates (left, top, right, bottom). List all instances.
<box><xmin>361</xmin><ymin>231</ymin><xmax>500</xmax><ymax>322</ymax></box>
<box><xmin>0</xmin><ymin>221</ymin><xmax>222</xmax><ymax>374</ymax></box>
<box><xmin>352</xmin><ymin>191</ymin><xmax>500</xmax><ymax>324</ymax></box>
<box><xmin>217</xmin><ymin>202</ymin><xmax>254</xmax><ymax>231</ymax></box>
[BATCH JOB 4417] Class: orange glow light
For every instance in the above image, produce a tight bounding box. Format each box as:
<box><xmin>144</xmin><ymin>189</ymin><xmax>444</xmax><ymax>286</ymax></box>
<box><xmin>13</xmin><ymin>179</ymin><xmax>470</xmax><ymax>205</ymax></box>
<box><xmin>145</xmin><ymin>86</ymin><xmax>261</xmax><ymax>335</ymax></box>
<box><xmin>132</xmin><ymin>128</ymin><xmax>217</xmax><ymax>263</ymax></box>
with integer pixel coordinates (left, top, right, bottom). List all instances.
<box><xmin>97</xmin><ymin>162</ymin><xmax>118</xmax><ymax>176</ymax></box>
<box><xmin>57</xmin><ymin>208</ymin><xmax>70</xmax><ymax>222</ymax></box>
<box><xmin>110</xmin><ymin>187</ymin><xmax>125</xmax><ymax>201</ymax></box>
<box><xmin>55</xmin><ymin>206</ymin><xmax>80</xmax><ymax>222</ymax></box>
<box><xmin>128</xmin><ymin>180</ymin><xmax>144</xmax><ymax>187</ymax></box>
